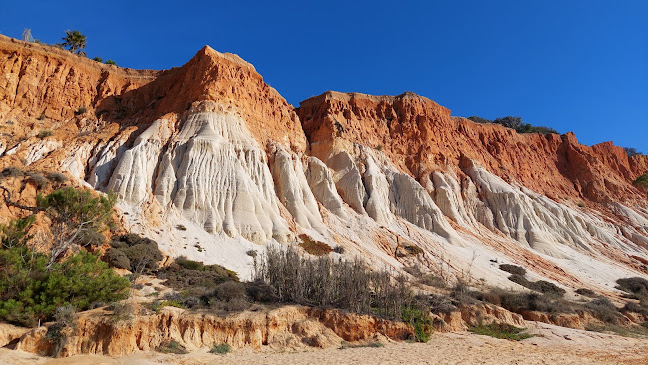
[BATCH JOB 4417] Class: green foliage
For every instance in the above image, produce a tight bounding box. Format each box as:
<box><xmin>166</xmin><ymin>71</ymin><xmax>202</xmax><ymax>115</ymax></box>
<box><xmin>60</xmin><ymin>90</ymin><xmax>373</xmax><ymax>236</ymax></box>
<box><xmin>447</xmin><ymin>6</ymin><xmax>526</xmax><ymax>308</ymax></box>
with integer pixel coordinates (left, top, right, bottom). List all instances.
<box><xmin>27</xmin><ymin>173</ymin><xmax>48</xmax><ymax>189</ymax></box>
<box><xmin>508</xmin><ymin>274</ymin><xmax>566</xmax><ymax>297</ymax></box>
<box><xmin>468</xmin><ymin>115</ymin><xmax>557</xmax><ymax>134</ymax></box>
<box><xmin>105</xmin><ymin>60</ymin><xmax>117</xmax><ymax>66</ymax></box>
<box><xmin>107</xmin><ymin>234</ymin><xmax>163</xmax><ymax>273</ymax></box>
<box><xmin>0</xmin><ymin>215</ymin><xmax>34</xmax><ymax>248</ymax></box>
<box><xmin>499</xmin><ymin>264</ymin><xmax>526</xmax><ymax>276</ymax></box>
<box><xmin>38</xmin><ymin>129</ymin><xmax>53</xmax><ymax>138</ymax></box>
<box><xmin>616</xmin><ymin>277</ymin><xmax>648</xmax><ymax>299</ymax></box>
<box><xmin>60</xmin><ymin>30</ymin><xmax>86</xmax><ymax>54</ymax></box>
<box><xmin>92</xmin><ymin>56</ymin><xmax>103</xmax><ymax>62</ymax></box>
<box><xmin>0</xmin><ymin>246</ymin><xmax>129</xmax><ymax>327</ymax></box>
<box><xmin>401</xmin><ymin>306</ymin><xmax>432</xmax><ymax>342</ymax></box>
<box><xmin>469</xmin><ymin>323</ymin><xmax>532</xmax><ymax>341</ymax></box>
<box><xmin>37</xmin><ymin>187</ymin><xmax>116</xmax><ymax>264</ymax></box>
<box><xmin>45</xmin><ymin>172</ymin><xmax>68</xmax><ymax>183</ymax></box>
<box><xmin>156</xmin><ymin>340</ymin><xmax>188</xmax><ymax>354</ymax></box>
<box><xmin>633</xmin><ymin>174</ymin><xmax>648</xmax><ymax>189</ymax></box>
<box><xmin>210</xmin><ymin>343</ymin><xmax>231</xmax><ymax>354</ymax></box>
<box><xmin>75</xmin><ymin>106</ymin><xmax>87</xmax><ymax>115</ymax></box>
<box><xmin>575</xmin><ymin>288</ymin><xmax>597</xmax><ymax>298</ymax></box>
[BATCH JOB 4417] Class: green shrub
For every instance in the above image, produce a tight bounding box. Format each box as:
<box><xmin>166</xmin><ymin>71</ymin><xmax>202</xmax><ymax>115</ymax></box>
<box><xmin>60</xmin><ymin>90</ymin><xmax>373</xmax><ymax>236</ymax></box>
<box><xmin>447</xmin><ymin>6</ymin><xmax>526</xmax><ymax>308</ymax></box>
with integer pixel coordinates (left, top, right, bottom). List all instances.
<box><xmin>105</xmin><ymin>60</ymin><xmax>117</xmax><ymax>66</ymax></box>
<box><xmin>38</xmin><ymin>129</ymin><xmax>53</xmax><ymax>138</ymax></box>
<box><xmin>616</xmin><ymin>277</ymin><xmax>648</xmax><ymax>299</ymax></box>
<box><xmin>469</xmin><ymin>323</ymin><xmax>532</xmax><ymax>341</ymax></box>
<box><xmin>104</xmin><ymin>248</ymin><xmax>131</xmax><ymax>270</ymax></box>
<box><xmin>499</xmin><ymin>264</ymin><xmax>526</xmax><ymax>276</ymax></box>
<box><xmin>156</xmin><ymin>258</ymin><xmax>238</xmax><ymax>296</ymax></box>
<box><xmin>245</xmin><ymin>280</ymin><xmax>277</xmax><ymax>303</ymax></box>
<box><xmin>576</xmin><ymin>288</ymin><xmax>596</xmax><ymax>297</ymax></box>
<box><xmin>93</xmin><ymin>56</ymin><xmax>103</xmax><ymax>62</ymax></box>
<box><xmin>27</xmin><ymin>173</ymin><xmax>48</xmax><ymax>189</ymax></box>
<box><xmin>508</xmin><ymin>275</ymin><xmax>565</xmax><ymax>297</ymax></box>
<box><xmin>45</xmin><ymin>172</ymin><xmax>68</xmax><ymax>183</ymax></box>
<box><xmin>0</xmin><ymin>167</ymin><xmax>24</xmax><ymax>178</ymax></box>
<box><xmin>0</xmin><ymin>246</ymin><xmax>129</xmax><ymax>327</ymax></box>
<box><xmin>401</xmin><ymin>306</ymin><xmax>432</xmax><ymax>343</ymax></box>
<box><xmin>468</xmin><ymin>115</ymin><xmax>557</xmax><ymax>134</ymax></box>
<box><xmin>210</xmin><ymin>343</ymin><xmax>231</xmax><ymax>354</ymax></box>
<box><xmin>585</xmin><ymin>297</ymin><xmax>622</xmax><ymax>323</ymax></box>
<box><xmin>75</xmin><ymin>106</ymin><xmax>87</xmax><ymax>115</ymax></box>
<box><xmin>156</xmin><ymin>340</ymin><xmax>187</xmax><ymax>354</ymax></box>
<box><xmin>633</xmin><ymin>174</ymin><xmax>648</xmax><ymax>189</ymax></box>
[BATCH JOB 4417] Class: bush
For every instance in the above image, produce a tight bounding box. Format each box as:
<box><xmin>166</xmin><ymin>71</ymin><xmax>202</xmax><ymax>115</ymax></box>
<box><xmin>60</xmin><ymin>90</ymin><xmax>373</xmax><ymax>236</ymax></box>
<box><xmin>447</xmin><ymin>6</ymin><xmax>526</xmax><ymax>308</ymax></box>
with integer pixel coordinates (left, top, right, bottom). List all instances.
<box><xmin>469</xmin><ymin>323</ymin><xmax>532</xmax><ymax>341</ymax></box>
<box><xmin>468</xmin><ymin>115</ymin><xmax>557</xmax><ymax>134</ymax></box>
<box><xmin>46</xmin><ymin>172</ymin><xmax>68</xmax><ymax>183</ymax></box>
<box><xmin>106</xmin><ymin>234</ymin><xmax>163</xmax><ymax>273</ymax></box>
<box><xmin>633</xmin><ymin>175</ymin><xmax>648</xmax><ymax>189</ymax></box>
<box><xmin>104</xmin><ymin>248</ymin><xmax>131</xmax><ymax>270</ymax></box>
<box><xmin>625</xmin><ymin>147</ymin><xmax>643</xmax><ymax>157</ymax></box>
<box><xmin>585</xmin><ymin>298</ymin><xmax>622</xmax><ymax>323</ymax></box>
<box><xmin>257</xmin><ymin>245</ymin><xmax>417</xmax><ymax>321</ymax></box>
<box><xmin>93</xmin><ymin>56</ymin><xmax>103</xmax><ymax>62</ymax></box>
<box><xmin>210</xmin><ymin>343</ymin><xmax>231</xmax><ymax>355</ymax></box>
<box><xmin>616</xmin><ymin>277</ymin><xmax>648</xmax><ymax>298</ymax></box>
<box><xmin>499</xmin><ymin>264</ymin><xmax>526</xmax><ymax>276</ymax></box>
<box><xmin>156</xmin><ymin>340</ymin><xmax>187</xmax><ymax>354</ymax></box>
<box><xmin>38</xmin><ymin>129</ymin><xmax>53</xmax><ymax>138</ymax></box>
<box><xmin>105</xmin><ymin>60</ymin><xmax>117</xmax><ymax>66</ymax></box>
<box><xmin>622</xmin><ymin>300</ymin><xmax>648</xmax><ymax>316</ymax></box>
<box><xmin>575</xmin><ymin>288</ymin><xmax>597</xmax><ymax>298</ymax></box>
<box><xmin>75</xmin><ymin>106</ymin><xmax>87</xmax><ymax>115</ymax></box>
<box><xmin>401</xmin><ymin>306</ymin><xmax>432</xmax><ymax>342</ymax></box>
<box><xmin>38</xmin><ymin>113</ymin><xmax>46</xmax><ymax>120</ymax></box>
<box><xmin>508</xmin><ymin>275</ymin><xmax>565</xmax><ymax>297</ymax></box>
<box><xmin>1</xmin><ymin>167</ymin><xmax>24</xmax><ymax>178</ymax></box>
<box><xmin>0</xmin><ymin>246</ymin><xmax>130</xmax><ymax>327</ymax></box>
<box><xmin>27</xmin><ymin>173</ymin><xmax>48</xmax><ymax>189</ymax></box>
<box><xmin>156</xmin><ymin>258</ymin><xmax>238</xmax><ymax>296</ymax></box>
<box><xmin>245</xmin><ymin>280</ymin><xmax>277</xmax><ymax>303</ymax></box>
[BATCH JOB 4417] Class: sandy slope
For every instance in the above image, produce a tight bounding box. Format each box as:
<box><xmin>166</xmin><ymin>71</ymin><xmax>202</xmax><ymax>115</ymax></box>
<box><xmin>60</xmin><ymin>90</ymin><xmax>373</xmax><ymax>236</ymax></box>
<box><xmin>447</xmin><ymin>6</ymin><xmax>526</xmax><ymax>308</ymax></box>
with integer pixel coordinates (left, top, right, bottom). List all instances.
<box><xmin>2</xmin><ymin>324</ymin><xmax>646</xmax><ymax>365</ymax></box>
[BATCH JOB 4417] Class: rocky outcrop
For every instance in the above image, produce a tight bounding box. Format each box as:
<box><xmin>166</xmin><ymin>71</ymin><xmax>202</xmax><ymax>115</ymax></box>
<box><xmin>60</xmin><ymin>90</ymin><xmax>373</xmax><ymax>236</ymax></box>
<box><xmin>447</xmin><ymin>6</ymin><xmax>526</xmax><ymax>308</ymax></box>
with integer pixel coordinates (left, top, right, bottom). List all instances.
<box><xmin>13</xmin><ymin>306</ymin><xmax>412</xmax><ymax>357</ymax></box>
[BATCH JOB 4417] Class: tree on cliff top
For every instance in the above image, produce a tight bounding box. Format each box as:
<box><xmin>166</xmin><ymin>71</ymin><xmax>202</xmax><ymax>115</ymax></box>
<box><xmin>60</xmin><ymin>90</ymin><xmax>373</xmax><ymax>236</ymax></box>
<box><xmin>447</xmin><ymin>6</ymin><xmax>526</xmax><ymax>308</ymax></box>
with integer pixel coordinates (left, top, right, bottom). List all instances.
<box><xmin>60</xmin><ymin>30</ymin><xmax>86</xmax><ymax>54</ymax></box>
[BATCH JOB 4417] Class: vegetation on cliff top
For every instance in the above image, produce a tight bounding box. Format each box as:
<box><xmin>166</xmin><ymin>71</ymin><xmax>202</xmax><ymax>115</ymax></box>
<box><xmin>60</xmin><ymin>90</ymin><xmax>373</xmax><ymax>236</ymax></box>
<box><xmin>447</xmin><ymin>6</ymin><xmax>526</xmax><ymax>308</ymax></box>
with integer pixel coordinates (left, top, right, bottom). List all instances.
<box><xmin>468</xmin><ymin>115</ymin><xmax>558</xmax><ymax>134</ymax></box>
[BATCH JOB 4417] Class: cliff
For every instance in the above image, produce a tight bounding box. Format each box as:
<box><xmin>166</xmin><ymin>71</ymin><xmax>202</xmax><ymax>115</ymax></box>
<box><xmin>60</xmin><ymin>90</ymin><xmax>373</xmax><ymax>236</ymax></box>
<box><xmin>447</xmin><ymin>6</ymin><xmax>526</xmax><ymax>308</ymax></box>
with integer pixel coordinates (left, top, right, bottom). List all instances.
<box><xmin>0</xmin><ymin>34</ymin><xmax>647</xmax><ymax>297</ymax></box>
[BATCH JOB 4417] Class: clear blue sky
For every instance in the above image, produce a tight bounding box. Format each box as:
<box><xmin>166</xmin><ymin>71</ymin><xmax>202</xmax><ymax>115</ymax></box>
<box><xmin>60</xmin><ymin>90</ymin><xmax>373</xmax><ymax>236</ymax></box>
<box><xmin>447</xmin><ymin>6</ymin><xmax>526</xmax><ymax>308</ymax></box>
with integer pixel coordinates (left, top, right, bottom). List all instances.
<box><xmin>1</xmin><ymin>0</ymin><xmax>646</xmax><ymax>152</ymax></box>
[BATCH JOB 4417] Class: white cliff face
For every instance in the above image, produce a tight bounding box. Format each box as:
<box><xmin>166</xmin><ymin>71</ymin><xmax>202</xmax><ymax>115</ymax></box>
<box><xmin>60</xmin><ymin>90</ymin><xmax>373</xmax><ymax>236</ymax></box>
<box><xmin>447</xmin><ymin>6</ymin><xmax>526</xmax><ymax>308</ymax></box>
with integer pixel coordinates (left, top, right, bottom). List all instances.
<box><xmin>27</xmin><ymin>103</ymin><xmax>644</xmax><ymax>293</ymax></box>
<box><xmin>271</xmin><ymin>146</ymin><xmax>325</xmax><ymax>233</ymax></box>
<box><xmin>305</xmin><ymin>156</ymin><xmax>347</xmax><ymax>219</ymax></box>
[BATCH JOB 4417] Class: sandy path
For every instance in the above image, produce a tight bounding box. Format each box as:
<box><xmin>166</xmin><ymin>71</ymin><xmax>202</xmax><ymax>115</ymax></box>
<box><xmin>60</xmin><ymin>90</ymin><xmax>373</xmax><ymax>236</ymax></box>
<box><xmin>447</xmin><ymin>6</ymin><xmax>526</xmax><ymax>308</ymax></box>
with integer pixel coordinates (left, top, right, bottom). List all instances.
<box><xmin>2</xmin><ymin>325</ymin><xmax>646</xmax><ymax>365</ymax></box>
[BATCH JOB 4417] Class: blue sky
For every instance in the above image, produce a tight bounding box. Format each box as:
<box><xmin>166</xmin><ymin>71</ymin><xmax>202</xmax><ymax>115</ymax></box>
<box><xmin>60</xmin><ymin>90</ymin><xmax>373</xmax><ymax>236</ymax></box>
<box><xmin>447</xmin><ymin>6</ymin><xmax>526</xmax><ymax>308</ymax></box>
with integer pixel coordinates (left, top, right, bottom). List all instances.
<box><xmin>1</xmin><ymin>0</ymin><xmax>646</xmax><ymax>152</ymax></box>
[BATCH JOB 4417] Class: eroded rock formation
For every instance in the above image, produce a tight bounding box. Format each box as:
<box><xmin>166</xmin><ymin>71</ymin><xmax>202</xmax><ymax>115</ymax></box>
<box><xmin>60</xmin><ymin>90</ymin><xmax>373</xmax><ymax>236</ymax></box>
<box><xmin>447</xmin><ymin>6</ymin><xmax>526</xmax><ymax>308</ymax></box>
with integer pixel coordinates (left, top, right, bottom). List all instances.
<box><xmin>0</xmin><ymin>34</ymin><xmax>647</xmax><ymax>295</ymax></box>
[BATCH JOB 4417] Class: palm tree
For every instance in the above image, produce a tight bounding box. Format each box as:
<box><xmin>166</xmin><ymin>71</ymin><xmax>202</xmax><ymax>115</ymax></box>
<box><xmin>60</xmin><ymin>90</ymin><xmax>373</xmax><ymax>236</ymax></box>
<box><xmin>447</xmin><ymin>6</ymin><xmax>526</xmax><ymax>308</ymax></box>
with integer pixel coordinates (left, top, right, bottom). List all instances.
<box><xmin>60</xmin><ymin>30</ymin><xmax>86</xmax><ymax>54</ymax></box>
